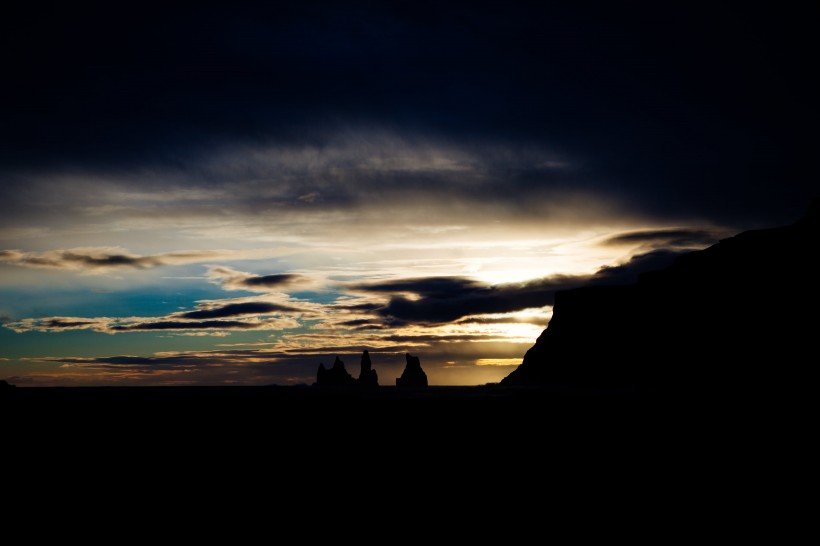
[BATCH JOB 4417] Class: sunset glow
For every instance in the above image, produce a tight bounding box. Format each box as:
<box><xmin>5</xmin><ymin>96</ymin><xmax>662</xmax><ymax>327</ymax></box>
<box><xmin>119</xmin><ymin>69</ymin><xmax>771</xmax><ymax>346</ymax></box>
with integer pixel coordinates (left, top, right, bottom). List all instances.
<box><xmin>1</xmin><ymin>2</ymin><xmax>814</xmax><ymax>386</ymax></box>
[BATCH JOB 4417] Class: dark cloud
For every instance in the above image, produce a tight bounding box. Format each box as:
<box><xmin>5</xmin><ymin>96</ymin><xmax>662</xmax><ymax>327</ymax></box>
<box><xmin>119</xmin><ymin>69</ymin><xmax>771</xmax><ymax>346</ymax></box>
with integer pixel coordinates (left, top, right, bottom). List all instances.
<box><xmin>175</xmin><ymin>302</ymin><xmax>299</xmax><ymax>319</ymax></box>
<box><xmin>59</xmin><ymin>356</ymin><xmax>189</xmax><ymax>367</ymax></box>
<box><xmin>354</xmin><ymin>249</ymin><xmax>688</xmax><ymax>325</ymax></box>
<box><xmin>353</xmin><ymin>324</ymin><xmax>387</xmax><ymax>331</ymax></box>
<box><xmin>320</xmin><ymin>318</ymin><xmax>388</xmax><ymax>330</ymax></box>
<box><xmin>240</xmin><ymin>274</ymin><xmax>303</xmax><ymax>289</ymax></box>
<box><xmin>355</xmin><ymin>277</ymin><xmax>485</xmax><ymax>298</ymax></box>
<box><xmin>60</xmin><ymin>252</ymin><xmax>160</xmax><ymax>269</ymax></box>
<box><xmin>47</xmin><ymin>352</ymin><xmax>273</xmax><ymax>368</ymax></box>
<box><xmin>2</xmin><ymin>316</ymin><xmax>110</xmax><ymax>333</ymax></box>
<box><xmin>0</xmin><ymin>250</ymin><xmax>156</xmax><ymax>270</ymax></box>
<box><xmin>110</xmin><ymin>320</ymin><xmax>264</xmax><ymax>331</ymax></box>
<box><xmin>338</xmin><ymin>319</ymin><xmax>379</xmax><ymax>327</ymax></box>
<box><xmin>333</xmin><ymin>302</ymin><xmax>384</xmax><ymax>312</ymax></box>
<box><xmin>208</xmin><ymin>267</ymin><xmax>309</xmax><ymax>292</ymax></box>
<box><xmin>604</xmin><ymin>229</ymin><xmax>718</xmax><ymax>248</ymax></box>
<box><xmin>1</xmin><ymin>2</ymin><xmax>815</xmax><ymax>225</ymax></box>
<box><xmin>3</xmin><ymin>314</ymin><xmax>299</xmax><ymax>334</ymax></box>
<box><xmin>456</xmin><ymin>316</ymin><xmax>548</xmax><ymax>327</ymax></box>
<box><xmin>43</xmin><ymin>318</ymin><xmax>101</xmax><ymax>328</ymax></box>
<box><xmin>375</xmin><ymin>281</ymin><xmax>566</xmax><ymax>324</ymax></box>
<box><xmin>0</xmin><ymin>248</ymin><xmax>226</xmax><ymax>271</ymax></box>
<box><xmin>354</xmin><ymin>276</ymin><xmax>578</xmax><ymax>325</ymax></box>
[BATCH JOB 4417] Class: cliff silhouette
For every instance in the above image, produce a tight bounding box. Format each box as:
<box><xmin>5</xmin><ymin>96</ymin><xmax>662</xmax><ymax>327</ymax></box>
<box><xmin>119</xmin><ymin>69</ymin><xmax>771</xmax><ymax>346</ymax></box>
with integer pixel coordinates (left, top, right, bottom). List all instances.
<box><xmin>502</xmin><ymin>202</ymin><xmax>819</xmax><ymax>389</ymax></box>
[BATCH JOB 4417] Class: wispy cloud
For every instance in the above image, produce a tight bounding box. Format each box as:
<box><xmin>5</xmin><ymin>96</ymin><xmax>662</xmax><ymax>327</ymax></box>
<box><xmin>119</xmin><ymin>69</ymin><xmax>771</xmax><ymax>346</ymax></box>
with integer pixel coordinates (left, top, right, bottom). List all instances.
<box><xmin>109</xmin><ymin>318</ymin><xmax>300</xmax><ymax>332</ymax></box>
<box><xmin>9</xmin><ymin>317</ymin><xmax>111</xmax><ymax>331</ymax></box>
<box><xmin>4</xmin><ymin>313</ymin><xmax>301</xmax><ymax>334</ymax></box>
<box><xmin>602</xmin><ymin>228</ymin><xmax>719</xmax><ymax>250</ymax></box>
<box><xmin>456</xmin><ymin>315</ymin><xmax>549</xmax><ymax>327</ymax></box>
<box><xmin>0</xmin><ymin>247</ymin><xmax>284</xmax><ymax>273</ymax></box>
<box><xmin>206</xmin><ymin>266</ymin><xmax>313</xmax><ymax>292</ymax></box>
<box><xmin>173</xmin><ymin>301</ymin><xmax>301</xmax><ymax>319</ymax></box>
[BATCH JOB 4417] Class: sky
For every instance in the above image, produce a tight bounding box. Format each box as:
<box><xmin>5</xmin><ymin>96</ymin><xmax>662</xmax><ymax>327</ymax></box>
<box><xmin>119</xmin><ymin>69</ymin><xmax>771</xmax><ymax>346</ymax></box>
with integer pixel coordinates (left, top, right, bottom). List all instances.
<box><xmin>1</xmin><ymin>1</ymin><xmax>817</xmax><ymax>386</ymax></box>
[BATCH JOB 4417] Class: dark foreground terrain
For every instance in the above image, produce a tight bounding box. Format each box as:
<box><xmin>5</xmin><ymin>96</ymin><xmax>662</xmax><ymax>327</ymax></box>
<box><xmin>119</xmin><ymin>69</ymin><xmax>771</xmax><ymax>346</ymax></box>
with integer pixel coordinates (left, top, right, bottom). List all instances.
<box><xmin>3</xmin><ymin>383</ymin><xmax>813</xmax><ymax>524</ymax></box>
<box><xmin>3</xmin><ymin>383</ymin><xmax>807</xmax><ymax>439</ymax></box>
<box><xmin>4</xmin><ymin>384</ymin><xmax>659</xmax><ymax>426</ymax></box>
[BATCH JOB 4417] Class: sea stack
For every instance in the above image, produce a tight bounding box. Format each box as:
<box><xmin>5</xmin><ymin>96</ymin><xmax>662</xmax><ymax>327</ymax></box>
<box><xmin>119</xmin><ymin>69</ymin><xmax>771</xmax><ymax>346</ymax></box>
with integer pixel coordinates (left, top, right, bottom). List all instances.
<box><xmin>315</xmin><ymin>356</ymin><xmax>355</xmax><ymax>386</ymax></box>
<box><xmin>396</xmin><ymin>353</ymin><xmax>428</xmax><ymax>387</ymax></box>
<box><xmin>358</xmin><ymin>350</ymin><xmax>379</xmax><ymax>387</ymax></box>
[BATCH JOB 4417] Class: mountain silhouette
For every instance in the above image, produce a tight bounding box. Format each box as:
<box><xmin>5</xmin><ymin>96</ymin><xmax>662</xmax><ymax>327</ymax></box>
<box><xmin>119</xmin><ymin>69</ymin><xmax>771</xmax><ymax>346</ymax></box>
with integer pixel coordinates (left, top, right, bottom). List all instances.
<box><xmin>502</xmin><ymin>201</ymin><xmax>819</xmax><ymax>390</ymax></box>
<box><xmin>396</xmin><ymin>353</ymin><xmax>428</xmax><ymax>387</ymax></box>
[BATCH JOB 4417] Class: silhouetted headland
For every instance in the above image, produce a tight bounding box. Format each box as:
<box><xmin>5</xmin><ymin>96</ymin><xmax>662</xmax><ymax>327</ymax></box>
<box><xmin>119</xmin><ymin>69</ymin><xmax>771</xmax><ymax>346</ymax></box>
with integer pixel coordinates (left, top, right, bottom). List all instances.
<box><xmin>503</xmin><ymin>201</ymin><xmax>820</xmax><ymax>390</ymax></box>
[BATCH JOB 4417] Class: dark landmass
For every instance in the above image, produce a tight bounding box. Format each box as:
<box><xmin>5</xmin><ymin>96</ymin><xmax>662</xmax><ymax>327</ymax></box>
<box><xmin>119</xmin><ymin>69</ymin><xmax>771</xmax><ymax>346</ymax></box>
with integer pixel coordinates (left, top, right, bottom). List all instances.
<box><xmin>0</xmin><ymin>383</ymin><xmax>700</xmax><ymax>431</ymax></box>
<box><xmin>503</xmin><ymin>201</ymin><xmax>819</xmax><ymax>390</ymax></box>
<box><xmin>2</xmin><ymin>383</ymin><xmax>810</xmax><ymax>439</ymax></box>
<box><xmin>3</xmin><ymin>383</ymin><xmax>812</xmax><ymax>504</ymax></box>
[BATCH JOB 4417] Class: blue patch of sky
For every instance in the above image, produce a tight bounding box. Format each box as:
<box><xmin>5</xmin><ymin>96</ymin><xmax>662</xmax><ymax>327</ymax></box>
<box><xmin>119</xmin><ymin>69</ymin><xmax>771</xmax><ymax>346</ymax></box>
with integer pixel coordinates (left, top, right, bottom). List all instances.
<box><xmin>0</xmin><ymin>284</ymin><xmax>228</xmax><ymax>320</ymax></box>
<box><xmin>288</xmin><ymin>291</ymin><xmax>342</xmax><ymax>305</ymax></box>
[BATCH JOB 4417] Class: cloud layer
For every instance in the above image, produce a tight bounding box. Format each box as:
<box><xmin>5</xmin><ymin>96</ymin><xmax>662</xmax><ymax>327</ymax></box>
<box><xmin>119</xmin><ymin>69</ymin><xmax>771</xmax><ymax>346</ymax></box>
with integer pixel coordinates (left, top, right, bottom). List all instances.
<box><xmin>0</xmin><ymin>243</ymin><xmax>715</xmax><ymax>386</ymax></box>
<box><xmin>3</xmin><ymin>3</ymin><xmax>814</xmax><ymax>226</ymax></box>
<box><xmin>3</xmin><ymin>246</ymin><xmax>686</xmax><ymax>344</ymax></box>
